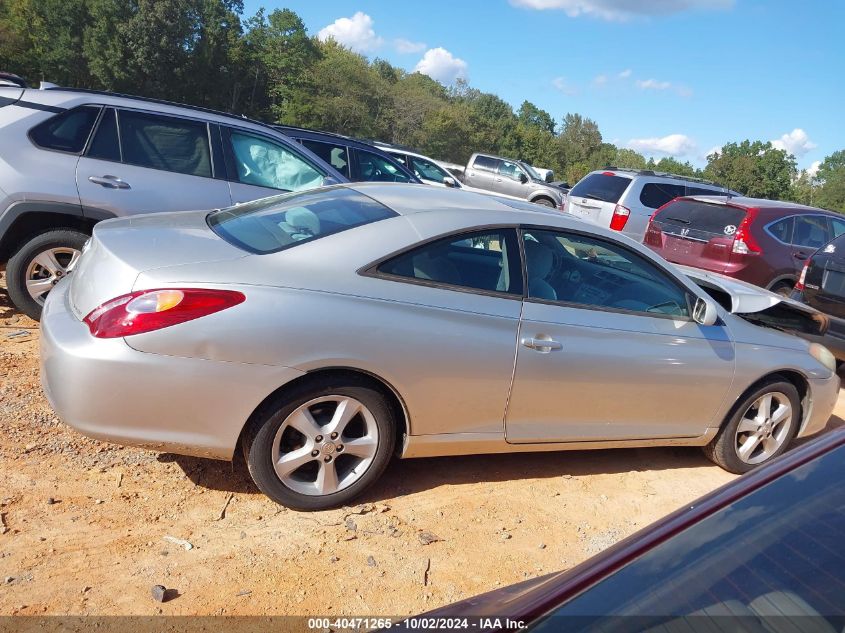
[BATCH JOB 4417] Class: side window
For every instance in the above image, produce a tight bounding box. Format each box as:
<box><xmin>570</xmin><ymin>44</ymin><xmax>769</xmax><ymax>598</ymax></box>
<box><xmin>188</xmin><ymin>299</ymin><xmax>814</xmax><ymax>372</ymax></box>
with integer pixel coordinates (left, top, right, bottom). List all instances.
<box><xmin>767</xmin><ymin>217</ymin><xmax>794</xmax><ymax>243</ymax></box>
<box><xmin>230</xmin><ymin>131</ymin><xmax>324</xmax><ymax>191</ymax></box>
<box><xmin>300</xmin><ymin>139</ymin><xmax>350</xmax><ymax>178</ymax></box>
<box><xmin>497</xmin><ymin>160</ymin><xmax>521</xmax><ymax>180</ymax></box>
<box><xmin>829</xmin><ymin>217</ymin><xmax>845</xmax><ymax>238</ymax></box>
<box><xmin>410</xmin><ymin>156</ymin><xmax>447</xmax><ymax>183</ymax></box>
<box><xmin>472</xmin><ymin>155</ymin><xmax>499</xmax><ymax>172</ymax></box>
<box><xmin>378</xmin><ymin>229</ymin><xmax>522</xmax><ymax>296</ymax></box>
<box><xmin>119</xmin><ymin>110</ymin><xmax>211</xmax><ymax>177</ymax></box>
<box><xmin>687</xmin><ymin>186</ymin><xmax>724</xmax><ymax>197</ymax></box>
<box><xmin>29</xmin><ymin>105</ymin><xmax>100</xmax><ymax>153</ymax></box>
<box><xmin>86</xmin><ymin>108</ymin><xmax>120</xmax><ymax>162</ymax></box>
<box><xmin>522</xmin><ymin>229</ymin><xmax>690</xmax><ymax>317</ymax></box>
<box><xmin>639</xmin><ymin>183</ymin><xmax>686</xmax><ymax>209</ymax></box>
<box><xmin>357</xmin><ymin>149</ymin><xmax>411</xmax><ymax>183</ymax></box>
<box><xmin>792</xmin><ymin>215</ymin><xmax>830</xmax><ymax>248</ymax></box>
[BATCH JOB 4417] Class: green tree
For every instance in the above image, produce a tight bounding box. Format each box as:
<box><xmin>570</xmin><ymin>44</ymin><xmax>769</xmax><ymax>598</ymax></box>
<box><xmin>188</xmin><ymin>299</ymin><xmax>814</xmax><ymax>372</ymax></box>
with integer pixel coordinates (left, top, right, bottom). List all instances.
<box><xmin>704</xmin><ymin>140</ymin><xmax>796</xmax><ymax>199</ymax></box>
<box><xmin>647</xmin><ymin>157</ymin><xmax>700</xmax><ymax>178</ymax></box>
<box><xmin>517</xmin><ymin>101</ymin><xmax>555</xmax><ymax>134</ymax></box>
<box><xmin>614</xmin><ymin>148</ymin><xmax>647</xmax><ymax>170</ymax></box>
<box><xmin>816</xmin><ymin>150</ymin><xmax>845</xmax><ymax>212</ymax></box>
<box><xmin>556</xmin><ymin>113</ymin><xmax>604</xmax><ymax>184</ymax></box>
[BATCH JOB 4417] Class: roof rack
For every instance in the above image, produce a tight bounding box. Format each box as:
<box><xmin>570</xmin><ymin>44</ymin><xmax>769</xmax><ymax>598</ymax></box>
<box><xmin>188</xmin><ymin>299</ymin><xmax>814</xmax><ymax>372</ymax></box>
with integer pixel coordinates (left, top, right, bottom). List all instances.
<box><xmin>601</xmin><ymin>166</ymin><xmax>725</xmax><ymax>188</ymax></box>
<box><xmin>272</xmin><ymin>123</ymin><xmax>357</xmax><ymax>141</ymax></box>
<box><xmin>43</xmin><ymin>86</ymin><xmax>278</xmax><ymax>131</ymax></box>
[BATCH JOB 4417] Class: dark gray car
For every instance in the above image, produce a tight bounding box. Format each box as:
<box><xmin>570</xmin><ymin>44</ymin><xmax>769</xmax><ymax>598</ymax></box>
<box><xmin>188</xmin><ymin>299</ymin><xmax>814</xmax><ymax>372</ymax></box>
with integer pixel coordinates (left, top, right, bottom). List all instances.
<box><xmin>461</xmin><ymin>153</ymin><xmax>565</xmax><ymax>209</ymax></box>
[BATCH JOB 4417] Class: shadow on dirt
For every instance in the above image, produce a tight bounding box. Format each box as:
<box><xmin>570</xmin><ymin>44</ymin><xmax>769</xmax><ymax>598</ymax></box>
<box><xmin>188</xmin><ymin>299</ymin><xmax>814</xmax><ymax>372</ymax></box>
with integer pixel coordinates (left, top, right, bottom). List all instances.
<box><xmin>159</xmin><ymin>413</ymin><xmax>845</xmax><ymax>502</ymax></box>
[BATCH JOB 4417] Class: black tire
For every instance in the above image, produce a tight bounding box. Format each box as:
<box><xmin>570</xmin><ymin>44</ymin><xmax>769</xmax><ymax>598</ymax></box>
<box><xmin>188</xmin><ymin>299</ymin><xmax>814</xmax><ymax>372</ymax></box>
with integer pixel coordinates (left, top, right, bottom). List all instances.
<box><xmin>534</xmin><ymin>197</ymin><xmax>555</xmax><ymax>208</ymax></box>
<box><xmin>6</xmin><ymin>229</ymin><xmax>90</xmax><ymax>321</ymax></box>
<box><xmin>703</xmin><ymin>377</ymin><xmax>800</xmax><ymax>474</ymax></box>
<box><xmin>769</xmin><ymin>280</ymin><xmax>794</xmax><ymax>297</ymax></box>
<box><xmin>243</xmin><ymin>376</ymin><xmax>397</xmax><ymax>511</ymax></box>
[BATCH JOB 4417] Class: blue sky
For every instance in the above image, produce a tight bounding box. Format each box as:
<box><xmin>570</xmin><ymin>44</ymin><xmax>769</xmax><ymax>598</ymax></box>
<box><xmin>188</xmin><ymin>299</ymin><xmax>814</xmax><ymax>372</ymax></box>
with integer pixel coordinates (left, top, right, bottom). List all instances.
<box><xmin>242</xmin><ymin>0</ymin><xmax>843</xmax><ymax>173</ymax></box>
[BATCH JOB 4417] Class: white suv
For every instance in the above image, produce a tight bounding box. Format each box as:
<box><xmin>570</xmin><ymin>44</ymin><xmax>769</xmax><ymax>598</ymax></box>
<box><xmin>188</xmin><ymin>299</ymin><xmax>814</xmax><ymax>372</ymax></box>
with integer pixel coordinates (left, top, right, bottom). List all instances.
<box><xmin>564</xmin><ymin>169</ymin><xmax>739</xmax><ymax>242</ymax></box>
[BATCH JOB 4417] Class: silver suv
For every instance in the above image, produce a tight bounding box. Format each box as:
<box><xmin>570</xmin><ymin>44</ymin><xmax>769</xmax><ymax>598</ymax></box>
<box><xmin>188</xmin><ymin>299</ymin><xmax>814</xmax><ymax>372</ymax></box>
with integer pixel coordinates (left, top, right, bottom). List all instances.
<box><xmin>564</xmin><ymin>168</ymin><xmax>739</xmax><ymax>242</ymax></box>
<box><xmin>461</xmin><ymin>153</ymin><xmax>566</xmax><ymax>209</ymax></box>
<box><xmin>0</xmin><ymin>85</ymin><xmax>345</xmax><ymax>319</ymax></box>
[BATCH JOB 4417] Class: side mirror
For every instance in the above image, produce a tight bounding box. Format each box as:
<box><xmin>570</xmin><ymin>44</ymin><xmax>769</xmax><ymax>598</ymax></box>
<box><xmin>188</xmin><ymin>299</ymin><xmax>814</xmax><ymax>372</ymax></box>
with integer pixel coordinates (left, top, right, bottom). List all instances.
<box><xmin>519</xmin><ymin>172</ymin><xmax>528</xmax><ymax>184</ymax></box>
<box><xmin>693</xmin><ymin>297</ymin><xmax>718</xmax><ymax>326</ymax></box>
<box><xmin>443</xmin><ymin>176</ymin><xmax>458</xmax><ymax>188</ymax></box>
<box><xmin>322</xmin><ymin>175</ymin><xmax>342</xmax><ymax>186</ymax></box>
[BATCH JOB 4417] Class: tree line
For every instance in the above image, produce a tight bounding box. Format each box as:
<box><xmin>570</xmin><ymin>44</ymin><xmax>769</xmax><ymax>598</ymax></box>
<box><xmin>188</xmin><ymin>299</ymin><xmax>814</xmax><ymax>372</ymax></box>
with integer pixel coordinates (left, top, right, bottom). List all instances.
<box><xmin>1</xmin><ymin>0</ymin><xmax>842</xmax><ymax>211</ymax></box>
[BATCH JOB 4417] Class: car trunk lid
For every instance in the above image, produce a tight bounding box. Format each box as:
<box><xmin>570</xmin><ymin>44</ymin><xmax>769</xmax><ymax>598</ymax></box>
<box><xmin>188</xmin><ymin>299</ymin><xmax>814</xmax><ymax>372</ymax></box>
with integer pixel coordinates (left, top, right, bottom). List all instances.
<box><xmin>68</xmin><ymin>210</ymin><xmax>247</xmax><ymax>319</ymax></box>
<box><xmin>565</xmin><ymin>172</ymin><xmax>632</xmax><ymax>226</ymax></box>
<box><xmin>645</xmin><ymin>199</ymin><xmax>748</xmax><ymax>272</ymax></box>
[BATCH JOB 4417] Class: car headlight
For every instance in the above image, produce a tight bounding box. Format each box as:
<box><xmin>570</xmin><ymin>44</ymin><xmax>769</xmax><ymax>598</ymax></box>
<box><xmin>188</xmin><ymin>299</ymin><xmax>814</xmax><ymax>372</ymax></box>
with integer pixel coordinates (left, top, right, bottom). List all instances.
<box><xmin>809</xmin><ymin>343</ymin><xmax>837</xmax><ymax>373</ymax></box>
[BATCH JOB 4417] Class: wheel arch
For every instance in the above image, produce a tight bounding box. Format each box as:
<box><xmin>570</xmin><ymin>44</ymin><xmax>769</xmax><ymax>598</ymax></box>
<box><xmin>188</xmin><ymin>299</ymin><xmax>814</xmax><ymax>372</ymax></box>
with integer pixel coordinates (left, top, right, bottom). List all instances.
<box><xmin>723</xmin><ymin>369</ymin><xmax>809</xmax><ymax>429</ymax></box>
<box><xmin>235</xmin><ymin>366</ymin><xmax>411</xmax><ymax>459</ymax></box>
<box><xmin>766</xmin><ymin>274</ymin><xmax>797</xmax><ymax>291</ymax></box>
<box><xmin>528</xmin><ymin>193</ymin><xmax>557</xmax><ymax>206</ymax></box>
<box><xmin>0</xmin><ymin>204</ymin><xmax>98</xmax><ymax>263</ymax></box>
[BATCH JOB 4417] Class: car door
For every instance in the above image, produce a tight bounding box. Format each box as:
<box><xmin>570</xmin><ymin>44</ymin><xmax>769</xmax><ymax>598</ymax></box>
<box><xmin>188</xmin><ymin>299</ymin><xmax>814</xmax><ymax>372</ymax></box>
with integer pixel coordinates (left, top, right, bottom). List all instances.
<box><xmin>354</xmin><ymin>148</ymin><xmax>414</xmax><ymax>183</ymax></box>
<box><xmin>505</xmin><ymin>227</ymin><xmax>736</xmax><ymax>443</ymax></box>
<box><xmin>494</xmin><ymin>159</ymin><xmax>528</xmax><ymax>198</ymax></box>
<box><xmin>464</xmin><ymin>156</ymin><xmax>498</xmax><ymax>189</ymax></box>
<box><xmin>367</xmin><ymin>227</ymin><xmax>524</xmax><ymax>435</ymax></box>
<box><xmin>791</xmin><ymin>215</ymin><xmax>831</xmax><ymax>272</ymax></box>
<box><xmin>298</xmin><ymin>138</ymin><xmax>352</xmax><ymax>181</ymax></box>
<box><xmin>223</xmin><ymin>128</ymin><xmax>336</xmax><ymax>203</ymax></box>
<box><xmin>76</xmin><ymin>107</ymin><xmax>233</xmax><ymax>217</ymax></box>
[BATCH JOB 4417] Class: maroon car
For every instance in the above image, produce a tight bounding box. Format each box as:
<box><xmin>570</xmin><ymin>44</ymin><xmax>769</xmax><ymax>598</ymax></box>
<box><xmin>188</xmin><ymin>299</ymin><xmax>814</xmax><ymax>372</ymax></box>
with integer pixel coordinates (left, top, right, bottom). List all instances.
<box><xmin>644</xmin><ymin>196</ymin><xmax>845</xmax><ymax>294</ymax></box>
<box><xmin>419</xmin><ymin>427</ymin><xmax>845</xmax><ymax>632</ymax></box>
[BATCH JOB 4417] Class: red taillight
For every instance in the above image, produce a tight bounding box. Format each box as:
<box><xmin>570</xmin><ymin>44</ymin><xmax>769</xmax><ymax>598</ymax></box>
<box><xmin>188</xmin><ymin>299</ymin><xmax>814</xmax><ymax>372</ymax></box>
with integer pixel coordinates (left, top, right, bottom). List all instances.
<box><xmin>609</xmin><ymin>204</ymin><xmax>631</xmax><ymax>231</ymax></box>
<box><xmin>84</xmin><ymin>288</ymin><xmax>245</xmax><ymax>338</ymax></box>
<box><xmin>795</xmin><ymin>261</ymin><xmax>810</xmax><ymax>291</ymax></box>
<box><xmin>731</xmin><ymin>208</ymin><xmax>761</xmax><ymax>255</ymax></box>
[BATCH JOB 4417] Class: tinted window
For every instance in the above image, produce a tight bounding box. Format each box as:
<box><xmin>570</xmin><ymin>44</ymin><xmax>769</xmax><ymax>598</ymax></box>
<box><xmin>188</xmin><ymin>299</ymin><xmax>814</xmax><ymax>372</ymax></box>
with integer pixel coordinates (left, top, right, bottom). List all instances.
<box><xmin>29</xmin><ymin>105</ymin><xmax>99</xmax><ymax>153</ymax></box>
<box><xmin>536</xmin><ymin>444</ymin><xmax>845</xmax><ymax>631</ymax></box>
<box><xmin>569</xmin><ymin>173</ymin><xmax>632</xmax><ymax>204</ymax></box>
<box><xmin>119</xmin><ymin>110</ymin><xmax>211</xmax><ymax>177</ymax></box>
<box><xmin>653</xmin><ymin>200</ymin><xmax>747</xmax><ymax>237</ymax></box>
<box><xmin>231</xmin><ymin>131</ymin><xmax>324</xmax><ymax>191</ymax></box>
<box><xmin>472</xmin><ymin>155</ymin><xmax>499</xmax><ymax>172</ymax></box>
<box><xmin>768</xmin><ymin>216</ymin><xmax>794</xmax><ymax>243</ymax></box>
<box><xmin>639</xmin><ymin>182</ymin><xmax>686</xmax><ymax>209</ymax></box>
<box><xmin>86</xmin><ymin>108</ymin><xmax>120</xmax><ymax>162</ymax></box>
<box><xmin>687</xmin><ymin>186</ymin><xmax>727</xmax><ymax>197</ymax></box>
<box><xmin>410</xmin><ymin>156</ymin><xmax>449</xmax><ymax>183</ymax></box>
<box><xmin>208</xmin><ymin>188</ymin><xmax>396</xmax><ymax>254</ymax></box>
<box><xmin>793</xmin><ymin>215</ymin><xmax>830</xmax><ymax>248</ymax></box>
<box><xmin>356</xmin><ymin>149</ymin><xmax>411</xmax><ymax>183</ymax></box>
<box><xmin>830</xmin><ymin>217</ymin><xmax>845</xmax><ymax>238</ymax></box>
<box><xmin>379</xmin><ymin>230</ymin><xmax>521</xmax><ymax>295</ymax></box>
<box><xmin>300</xmin><ymin>139</ymin><xmax>351</xmax><ymax>178</ymax></box>
<box><xmin>522</xmin><ymin>229</ymin><xmax>689</xmax><ymax>317</ymax></box>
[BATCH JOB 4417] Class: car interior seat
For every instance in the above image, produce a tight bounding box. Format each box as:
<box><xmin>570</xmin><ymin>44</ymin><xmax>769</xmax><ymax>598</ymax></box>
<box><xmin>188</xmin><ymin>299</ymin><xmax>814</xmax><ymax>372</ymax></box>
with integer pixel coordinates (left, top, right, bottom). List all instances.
<box><xmin>523</xmin><ymin>240</ymin><xmax>557</xmax><ymax>300</ymax></box>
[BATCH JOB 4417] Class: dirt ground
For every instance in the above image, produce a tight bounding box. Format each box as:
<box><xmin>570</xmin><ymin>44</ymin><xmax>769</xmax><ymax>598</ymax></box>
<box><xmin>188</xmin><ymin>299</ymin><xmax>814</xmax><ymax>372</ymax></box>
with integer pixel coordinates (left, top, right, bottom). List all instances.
<box><xmin>1</xmin><ymin>276</ymin><xmax>843</xmax><ymax>618</ymax></box>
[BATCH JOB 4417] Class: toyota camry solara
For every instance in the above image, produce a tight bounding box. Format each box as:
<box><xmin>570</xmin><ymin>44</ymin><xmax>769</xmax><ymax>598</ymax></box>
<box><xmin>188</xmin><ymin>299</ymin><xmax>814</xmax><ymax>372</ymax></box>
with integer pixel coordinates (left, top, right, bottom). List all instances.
<box><xmin>40</xmin><ymin>183</ymin><xmax>840</xmax><ymax>510</ymax></box>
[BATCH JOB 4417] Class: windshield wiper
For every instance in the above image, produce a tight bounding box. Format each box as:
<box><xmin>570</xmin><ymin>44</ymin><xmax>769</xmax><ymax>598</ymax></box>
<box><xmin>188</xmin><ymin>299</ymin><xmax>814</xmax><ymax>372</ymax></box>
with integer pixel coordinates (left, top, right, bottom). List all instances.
<box><xmin>579</xmin><ymin>193</ymin><xmax>606</xmax><ymax>202</ymax></box>
<box><xmin>664</xmin><ymin>216</ymin><xmax>691</xmax><ymax>225</ymax></box>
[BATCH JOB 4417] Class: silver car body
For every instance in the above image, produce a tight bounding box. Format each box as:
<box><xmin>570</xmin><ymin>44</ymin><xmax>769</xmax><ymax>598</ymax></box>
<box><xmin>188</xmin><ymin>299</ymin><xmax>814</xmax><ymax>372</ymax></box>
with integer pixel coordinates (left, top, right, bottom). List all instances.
<box><xmin>41</xmin><ymin>184</ymin><xmax>838</xmax><ymax>463</ymax></box>
<box><xmin>462</xmin><ymin>153</ymin><xmax>565</xmax><ymax>208</ymax></box>
<box><xmin>564</xmin><ymin>169</ymin><xmax>739</xmax><ymax>242</ymax></box>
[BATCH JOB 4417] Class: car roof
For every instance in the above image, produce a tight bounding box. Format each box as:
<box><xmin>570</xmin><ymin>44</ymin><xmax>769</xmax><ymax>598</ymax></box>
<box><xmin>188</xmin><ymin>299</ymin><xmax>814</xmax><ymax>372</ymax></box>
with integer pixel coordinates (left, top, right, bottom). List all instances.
<box><xmin>587</xmin><ymin>168</ymin><xmax>730</xmax><ymax>190</ymax></box>
<box><xmin>680</xmin><ymin>195</ymin><xmax>834</xmax><ymax>214</ymax></box>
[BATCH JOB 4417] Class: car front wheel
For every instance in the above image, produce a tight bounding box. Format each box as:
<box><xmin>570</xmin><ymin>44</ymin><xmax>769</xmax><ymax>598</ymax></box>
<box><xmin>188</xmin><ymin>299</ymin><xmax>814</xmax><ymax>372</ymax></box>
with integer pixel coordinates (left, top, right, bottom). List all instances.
<box><xmin>703</xmin><ymin>377</ymin><xmax>800</xmax><ymax>473</ymax></box>
<box><xmin>6</xmin><ymin>229</ymin><xmax>89</xmax><ymax>320</ymax></box>
<box><xmin>243</xmin><ymin>378</ymin><xmax>396</xmax><ymax>510</ymax></box>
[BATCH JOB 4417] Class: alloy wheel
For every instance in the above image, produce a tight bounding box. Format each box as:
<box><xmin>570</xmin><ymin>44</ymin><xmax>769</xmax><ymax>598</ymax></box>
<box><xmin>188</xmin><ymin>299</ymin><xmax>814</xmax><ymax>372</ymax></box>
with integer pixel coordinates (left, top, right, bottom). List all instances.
<box><xmin>734</xmin><ymin>391</ymin><xmax>793</xmax><ymax>465</ymax></box>
<box><xmin>25</xmin><ymin>247</ymin><xmax>81</xmax><ymax>304</ymax></box>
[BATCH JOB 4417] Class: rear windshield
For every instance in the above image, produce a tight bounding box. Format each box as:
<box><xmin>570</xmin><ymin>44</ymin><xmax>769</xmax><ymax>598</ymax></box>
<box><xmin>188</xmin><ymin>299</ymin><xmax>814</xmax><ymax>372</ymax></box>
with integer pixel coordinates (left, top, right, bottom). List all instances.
<box><xmin>208</xmin><ymin>187</ymin><xmax>397</xmax><ymax>254</ymax></box>
<box><xmin>654</xmin><ymin>199</ymin><xmax>747</xmax><ymax>236</ymax></box>
<box><xmin>569</xmin><ymin>173</ymin><xmax>632</xmax><ymax>204</ymax></box>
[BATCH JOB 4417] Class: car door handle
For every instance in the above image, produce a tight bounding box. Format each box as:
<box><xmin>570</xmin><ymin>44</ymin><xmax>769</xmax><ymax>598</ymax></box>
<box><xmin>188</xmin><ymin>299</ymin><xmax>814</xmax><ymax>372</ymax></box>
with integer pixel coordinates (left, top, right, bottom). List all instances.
<box><xmin>521</xmin><ymin>337</ymin><xmax>562</xmax><ymax>351</ymax></box>
<box><xmin>794</xmin><ymin>252</ymin><xmax>810</xmax><ymax>260</ymax></box>
<box><xmin>88</xmin><ymin>175</ymin><xmax>131</xmax><ymax>190</ymax></box>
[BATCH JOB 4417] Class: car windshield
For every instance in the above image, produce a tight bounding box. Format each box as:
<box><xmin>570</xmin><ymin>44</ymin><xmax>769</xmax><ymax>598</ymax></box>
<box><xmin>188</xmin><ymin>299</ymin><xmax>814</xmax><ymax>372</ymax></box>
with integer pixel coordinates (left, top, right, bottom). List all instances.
<box><xmin>532</xmin><ymin>442</ymin><xmax>845</xmax><ymax>631</ymax></box>
<box><xmin>521</xmin><ymin>163</ymin><xmax>542</xmax><ymax>180</ymax></box>
<box><xmin>208</xmin><ymin>187</ymin><xmax>397</xmax><ymax>254</ymax></box>
<box><xmin>570</xmin><ymin>173</ymin><xmax>632</xmax><ymax>204</ymax></box>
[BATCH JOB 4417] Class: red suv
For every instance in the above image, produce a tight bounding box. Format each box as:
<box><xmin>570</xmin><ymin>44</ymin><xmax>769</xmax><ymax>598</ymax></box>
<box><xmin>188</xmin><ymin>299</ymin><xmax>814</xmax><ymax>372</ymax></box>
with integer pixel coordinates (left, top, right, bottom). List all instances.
<box><xmin>644</xmin><ymin>196</ymin><xmax>845</xmax><ymax>293</ymax></box>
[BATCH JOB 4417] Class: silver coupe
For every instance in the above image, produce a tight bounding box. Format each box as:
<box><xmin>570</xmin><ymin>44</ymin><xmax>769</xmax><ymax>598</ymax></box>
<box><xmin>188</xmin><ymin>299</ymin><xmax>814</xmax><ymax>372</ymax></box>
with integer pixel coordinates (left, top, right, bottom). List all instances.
<box><xmin>40</xmin><ymin>184</ymin><xmax>840</xmax><ymax>510</ymax></box>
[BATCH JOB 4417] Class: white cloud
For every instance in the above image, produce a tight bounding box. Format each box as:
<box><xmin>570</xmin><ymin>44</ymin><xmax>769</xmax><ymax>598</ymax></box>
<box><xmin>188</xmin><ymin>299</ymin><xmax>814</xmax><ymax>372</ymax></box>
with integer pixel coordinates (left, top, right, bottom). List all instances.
<box><xmin>636</xmin><ymin>78</ymin><xmax>671</xmax><ymax>90</ymax></box>
<box><xmin>394</xmin><ymin>38</ymin><xmax>427</xmax><ymax>54</ymax></box>
<box><xmin>551</xmin><ymin>76</ymin><xmax>578</xmax><ymax>95</ymax></box>
<box><xmin>628</xmin><ymin>134</ymin><xmax>696</xmax><ymax>157</ymax></box>
<box><xmin>509</xmin><ymin>0</ymin><xmax>733</xmax><ymax>21</ymax></box>
<box><xmin>317</xmin><ymin>12</ymin><xmax>383</xmax><ymax>53</ymax></box>
<box><xmin>592</xmin><ymin>74</ymin><xmax>608</xmax><ymax>86</ymax></box>
<box><xmin>705</xmin><ymin>145</ymin><xmax>722</xmax><ymax>159</ymax></box>
<box><xmin>771</xmin><ymin>128</ymin><xmax>817</xmax><ymax>157</ymax></box>
<box><xmin>806</xmin><ymin>160</ymin><xmax>822</xmax><ymax>178</ymax></box>
<box><xmin>414</xmin><ymin>48</ymin><xmax>468</xmax><ymax>84</ymax></box>
<box><xmin>618</xmin><ymin>69</ymin><xmax>632</xmax><ymax>78</ymax></box>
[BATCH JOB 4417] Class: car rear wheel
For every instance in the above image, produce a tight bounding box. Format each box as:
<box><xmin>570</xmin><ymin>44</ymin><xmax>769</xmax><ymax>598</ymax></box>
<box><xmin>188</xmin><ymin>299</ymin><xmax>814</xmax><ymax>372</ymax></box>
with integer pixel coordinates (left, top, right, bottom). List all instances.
<box><xmin>769</xmin><ymin>280</ymin><xmax>794</xmax><ymax>297</ymax></box>
<box><xmin>243</xmin><ymin>378</ymin><xmax>396</xmax><ymax>510</ymax></box>
<box><xmin>703</xmin><ymin>378</ymin><xmax>800</xmax><ymax>473</ymax></box>
<box><xmin>6</xmin><ymin>229</ymin><xmax>88</xmax><ymax>321</ymax></box>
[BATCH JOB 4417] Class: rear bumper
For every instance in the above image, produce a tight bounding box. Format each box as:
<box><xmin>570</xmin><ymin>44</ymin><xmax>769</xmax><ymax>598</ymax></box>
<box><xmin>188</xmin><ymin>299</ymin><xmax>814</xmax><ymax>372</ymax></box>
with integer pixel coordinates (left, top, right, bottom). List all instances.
<box><xmin>800</xmin><ymin>372</ymin><xmax>840</xmax><ymax>438</ymax></box>
<box><xmin>40</xmin><ymin>278</ymin><xmax>305</xmax><ymax>460</ymax></box>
